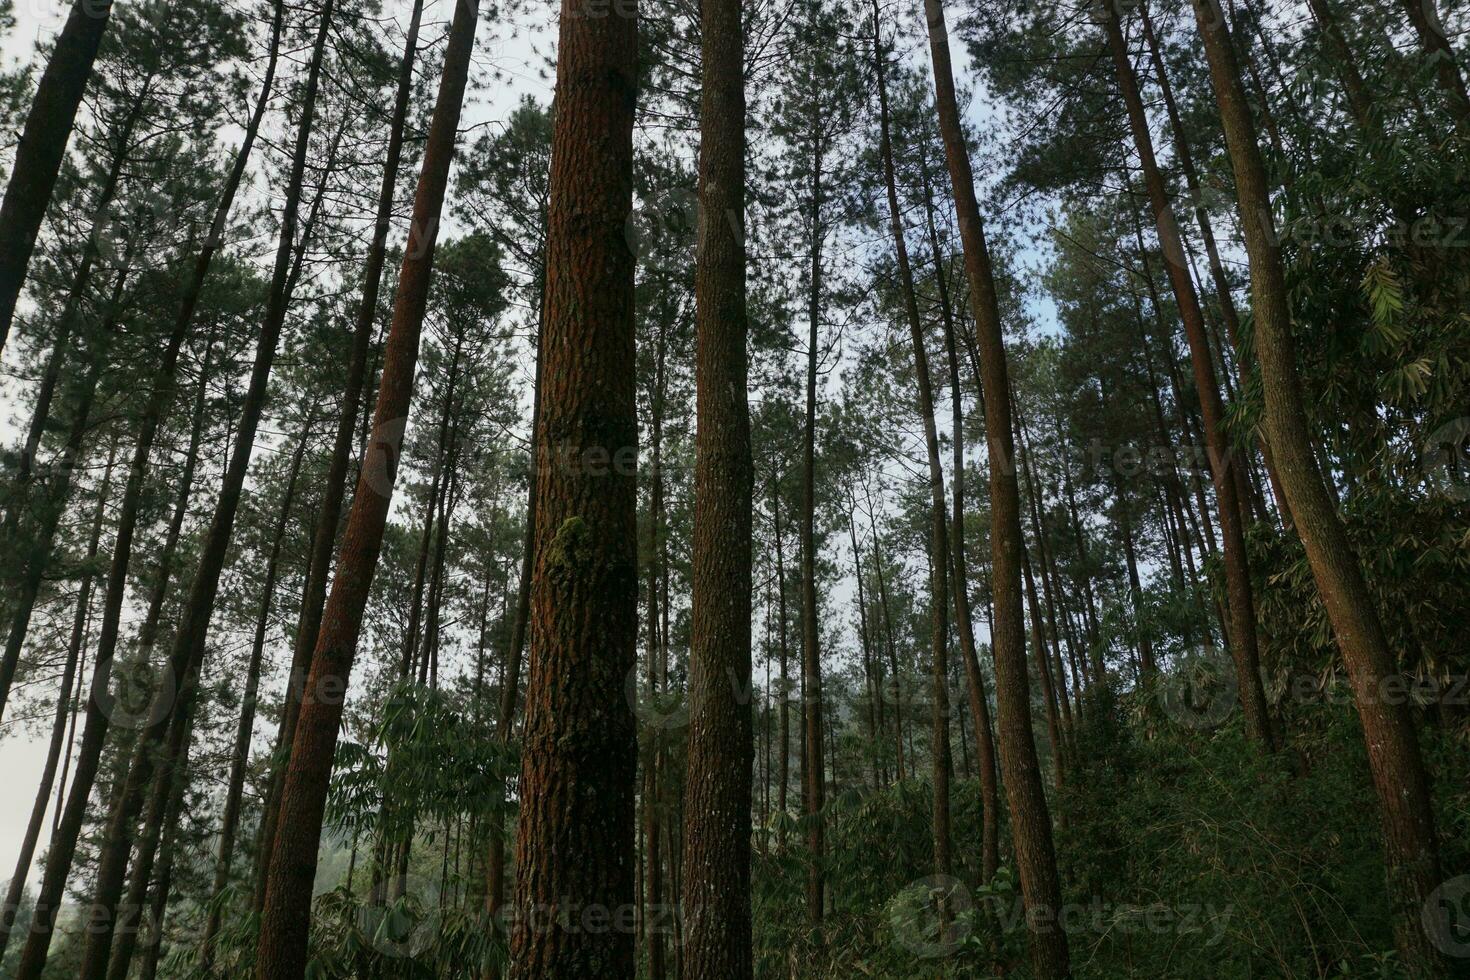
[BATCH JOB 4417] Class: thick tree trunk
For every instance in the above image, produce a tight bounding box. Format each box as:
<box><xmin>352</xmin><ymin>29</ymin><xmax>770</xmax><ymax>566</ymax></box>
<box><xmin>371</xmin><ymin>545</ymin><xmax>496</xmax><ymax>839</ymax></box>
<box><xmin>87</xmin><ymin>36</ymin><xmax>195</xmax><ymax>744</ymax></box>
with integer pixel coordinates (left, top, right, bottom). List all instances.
<box><xmin>1101</xmin><ymin>2</ymin><xmax>1275</xmax><ymax>749</ymax></box>
<box><xmin>1190</xmin><ymin>3</ymin><xmax>1450</xmax><ymax>970</ymax></box>
<box><xmin>920</xmin><ymin>2</ymin><xmax>1070</xmax><ymax>973</ymax></box>
<box><xmin>251</xmin><ymin>3</ymin><xmax>480</xmax><ymax>977</ymax></box>
<box><xmin>679</xmin><ymin>0</ymin><xmax>752</xmax><ymax>967</ymax></box>
<box><xmin>504</xmin><ymin>0</ymin><xmax>638</xmax><ymax>969</ymax></box>
<box><xmin>0</xmin><ymin>0</ymin><xmax>115</xmax><ymax>353</ymax></box>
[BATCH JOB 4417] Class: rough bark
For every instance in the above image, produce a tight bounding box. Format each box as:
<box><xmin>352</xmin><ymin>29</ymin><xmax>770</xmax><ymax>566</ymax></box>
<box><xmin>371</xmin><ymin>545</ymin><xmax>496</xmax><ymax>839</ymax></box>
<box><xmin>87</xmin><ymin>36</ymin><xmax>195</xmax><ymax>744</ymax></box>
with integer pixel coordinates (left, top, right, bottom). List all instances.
<box><xmin>504</xmin><ymin>0</ymin><xmax>639</xmax><ymax>969</ymax></box>
<box><xmin>680</xmin><ymin>0</ymin><xmax>753</xmax><ymax>967</ymax></box>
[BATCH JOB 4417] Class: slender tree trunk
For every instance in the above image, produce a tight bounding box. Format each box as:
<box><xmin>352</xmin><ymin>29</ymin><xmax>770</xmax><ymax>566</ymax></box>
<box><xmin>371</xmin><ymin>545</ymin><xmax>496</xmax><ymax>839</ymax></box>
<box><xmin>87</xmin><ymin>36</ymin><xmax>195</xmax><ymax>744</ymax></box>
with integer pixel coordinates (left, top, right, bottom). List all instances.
<box><xmin>505</xmin><ymin>0</ymin><xmax>638</xmax><ymax>969</ymax></box>
<box><xmin>874</xmin><ymin>0</ymin><xmax>953</xmax><ymax>892</ymax></box>
<box><xmin>921</xmin><ymin>2</ymin><xmax>1070</xmax><ymax>973</ymax></box>
<box><xmin>251</xmin><ymin>3</ymin><xmax>480</xmax><ymax>977</ymax></box>
<box><xmin>799</xmin><ymin>125</ymin><xmax>827</xmax><ymax>932</ymax></box>
<box><xmin>680</xmin><ymin>0</ymin><xmax>752</xmax><ymax>965</ymax></box>
<box><xmin>1101</xmin><ymin>2</ymin><xmax>1275</xmax><ymax>749</ymax></box>
<box><xmin>135</xmin><ymin>739</ymin><xmax>190</xmax><ymax>980</ymax></box>
<box><xmin>1139</xmin><ymin>2</ymin><xmax>1292</xmax><ymax>527</ymax></box>
<box><xmin>641</xmin><ymin>306</ymin><xmax>668</xmax><ymax>980</ymax></box>
<box><xmin>9</xmin><ymin>2</ymin><xmax>283</xmax><ymax>959</ymax></box>
<box><xmin>102</xmin><ymin>661</ymin><xmax>200</xmax><ymax>980</ymax></box>
<box><xmin>11</xmin><ymin>96</ymin><xmax>143</xmax><ymax>492</ymax></box>
<box><xmin>1017</xmin><ymin>414</ymin><xmax>1087</xmax><ymax>706</ymax></box>
<box><xmin>250</xmin><ymin>2</ymin><xmax>426</xmax><ymax>919</ymax></box>
<box><xmin>0</xmin><ymin>438</ymin><xmax>114</xmax><ymax>958</ymax></box>
<box><xmin>74</xmin><ymin>5</ymin><xmax>336</xmax><ymax>970</ymax></box>
<box><xmin>1023</xmin><ymin>547</ymin><xmax>1065</xmax><ymax>786</ymax></box>
<box><xmin>864</xmin><ymin>485</ymin><xmax>907</xmax><ymax>783</ymax></box>
<box><xmin>1190</xmin><ymin>3</ymin><xmax>1450</xmax><ymax>970</ymax></box>
<box><xmin>199</xmin><ymin>419</ymin><xmax>311</xmax><ymax>962</ymax></box>
<box><xmin>847</xmin><ymin>509</ymin><xmax>881</xmax><ymax>788</ymax></box>
<box><xmin>771</xmin><ymin>475</ymin><xmax>793</xmax><ymax>843</ymax></box>
<box><xmin>0</xmin><ymin>309</ymin><xmax>115</xmax><ymax>725</ymax></box>
<box><xmin>0</xmin><ymin>0</ymin><xmax>115</xmax><ymax>353</ymax></box>
<box><xmin>919</xmin><ymin>77</ymin><xmax>1001</xmax><ymax>881</ymax></box>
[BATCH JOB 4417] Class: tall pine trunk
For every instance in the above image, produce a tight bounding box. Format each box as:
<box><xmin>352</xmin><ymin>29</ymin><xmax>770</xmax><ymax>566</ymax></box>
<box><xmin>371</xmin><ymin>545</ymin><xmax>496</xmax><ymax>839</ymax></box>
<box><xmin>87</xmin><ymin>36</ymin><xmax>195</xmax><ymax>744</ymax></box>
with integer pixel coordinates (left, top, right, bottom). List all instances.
<box><xmin>0</xmin><ymin>438</ymin><xmax>114</xmax><ymax>957</ymax></box>
<box><xmin>1100</xmin><ymin>1</ymin><xmax>1275</xmax><ymax>749</ymax></box>
<box><xmin>920</xmin><ymin>1</ymin><xmax>1069</xmax><ymax>973</ymax></box>
<box><xmin>680</xmin><ymin>0</ymin><xmax>753</xmax><ymax>968</ymax></box>
<box><xmin>799</xmin><ymin>120</ymin><xmax>827</xmax><ymax>930</ymax></box>
<box><xmin>199</xmin><ymin>417</ymin><xmax>312</xmax><ymax>962</ymax></box>
<box><xmin>250</xmin><ymin>0</ymin><xmax>425</xmax><ymax>917</ymax></box>
<box><xmin>1189</xmin><ymin>2</ymin><xmax>1449</xmax><ymax>970</ymax></box>
<box><xmin>9</xmin><ymin>6</ymin><xmax>286</xmax><ymax>972</ymax></box>
<box><xmin>74</xmin><ymin>5</ymin><xmax>337</xmax><ymax>971</ymax></box>
<box><xmin>505</xmin><ymin>0</ymin><xmax>639</xmax><ymax>965</ymax></box>
<box><xmin>251</xmin><ymin>2</ymin><xmax>481</xmax><ymax>976</ymax></box>
<box><xmin>872</xmin><ymin>0</ymin><xmax>954</xmax><ymax>893</ymax></box>
<box><xmin>0</xmin><ymin>0</ymin><xmax>115</xmax><ymax>353</ymax></box>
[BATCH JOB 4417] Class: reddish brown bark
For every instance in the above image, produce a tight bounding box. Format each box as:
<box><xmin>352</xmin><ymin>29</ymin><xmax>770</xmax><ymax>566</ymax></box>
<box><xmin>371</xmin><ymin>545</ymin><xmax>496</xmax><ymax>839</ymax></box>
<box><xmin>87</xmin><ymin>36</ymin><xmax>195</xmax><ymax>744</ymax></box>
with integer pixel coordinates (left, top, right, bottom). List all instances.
<box><xmin>506</xmin><ymin>0</ymin><xmax>638</xmax><ymax>969</ymax></box>
<box><xmin>251</xmin><ymin>2</ymin><xmax>481</xmax><ymax>976</ymax></box>
<box><xmin>250</xmin><ymin>0</ymin><xmax>424</xmax><ymax>917</ymax></box>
